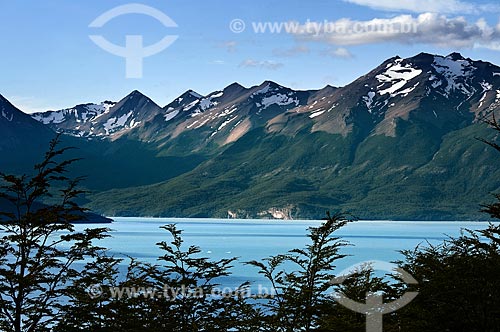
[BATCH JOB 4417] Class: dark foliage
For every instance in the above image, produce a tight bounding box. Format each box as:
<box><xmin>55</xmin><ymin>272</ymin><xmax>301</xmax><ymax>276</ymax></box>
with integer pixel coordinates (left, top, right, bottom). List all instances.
<box><xmin>0</xmin><ymin>135</ymin><xmax>109</xmax><ymax>332</ymax></box>
<box><xmin>480</xmin><ymin>115</ymin><xmax>500</xmax><ymax>220</ymax></box>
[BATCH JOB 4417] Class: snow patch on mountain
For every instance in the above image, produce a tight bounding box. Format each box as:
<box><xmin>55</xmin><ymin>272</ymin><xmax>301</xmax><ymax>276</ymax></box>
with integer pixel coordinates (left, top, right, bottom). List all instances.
<box><xmin>91</xmin><ymin>102</ymin><xmax>115</xmax><ymax>121</ymax></box>
<box><xmin>208</xmin><ymin>115</ymin><xmax>239</xmax><ymax>137</ymax></box>
<box><xmin>258</xmin><ymin>94</ymin><xmax>299</xmax><ymax>109</ymax></box>
<box><xmin>184</xmin><ymin>92</ymin><xmax>223</xmax><ymax>115</ymax></box>
<box><xmin>103</xmin><ymin>111</ymin><xmax>133</xmax><ymax>135</ymax></box>
<box><xmin>186</xmin><ymin>120</ymin><xmax>199</xmax><ymax>129</ymax></box>
<box><xmin>308</xmin><ymin>101</ymin><xmax>318</xmax><ymax>109</ymax></box>
<box><xmin>431</xmin><ymin>79</ymin><xmax>442</xmax><ymax>88</ymax></box>
<box><xmin>248</xmin><ymin>82</ymin><xmax>303</xmax><ymax>111</ymax></box>
<box><xmin>309</xmin><ymin>109</ymin><xmax>325</xmax><ymax>118</ymax></box>
<box><xmin>433</xmin><ymin>56</ymin><xmax>469</xmax><ymax>76</ymax></box>
<box><xmin>183</xmin><ymin>100</ymin><xmax>199</xmax><ymax>112</ymax></box>
<box><xmin>218</xmin><ymin>106</ymin><xmax>238</xmax><ymax>117</ymax></box>
<box><xmin>129</xmin><ymin>118</ymin><xmax>141</xmax><ymax>129</ymax></box>
<box><xmin>376</xmin><ymin>60</ymin><xmax>422</xmax><ymax>97</ymax></box>
<box><xmin>218</xmin><ymin>116</ymin><xmax>238</xmax><ymax>130</ymax></box>
<box><xmin>1</xmin><ymin>109</ymin><xmax>13</xmax><ymax>122</ymax></box>
<box><xmin>90</xmin><ymin>102</ymin><xmax>114</xmax><ymax>114</ymax></box>
<box><xmin>33</xmin><ymin>111</ymin><xmax>65</xmax><ymax>124</ymax></box>
<box><xmin>199</xmin><ymin>97</ymin><xmax>218</xmax><ymax>111</ymax></box>
<box><xmin>32</xmin><ymin>102</ymin><xmax>115</xmax><ymax>125</ymax></box>
<box><xmin>211</xmin><ymin>91</ymin><xmax>224</xmax><ymax>98</ymax></box>
<box><xmin>480</xmin><ymin>81</ymin><xmax>493</xmax><ymax>92</ymax></box>
<box><xmin>478</xmin><ymin>81</ymin><xmax>493</xmax><ymax>108</ymax></box>
<box><xmin>432</xmin><ymin>56</ymin><xmax>476</xmax><ymax>97</ymax></box>
<box><xmin>363</xmin><ymin>91</ymin><xmax>376</xmax><ymax>109</ymax></box>
<box><xmin>253</xmin><ymin>83</ymin><xmax>272</xmax><ymax>96</ymax></box>
<box><xmin>479</xmin><ymin>94</ymin><xmax>487</xmax><ymax>108</ymax></box>
<box><xmin>395</xmin><ymin>82</ymin><xmax>420</xmax><ymax>97</ymax></box>
<box><xmin>195</xmin><ymin>117</ymin><xmax>211</xmax><ymax>129</ymax></box>
<box><xmin>164</xmin><ymin>110</ymin><xmax>179</xmax><ymax>122</ymax></box>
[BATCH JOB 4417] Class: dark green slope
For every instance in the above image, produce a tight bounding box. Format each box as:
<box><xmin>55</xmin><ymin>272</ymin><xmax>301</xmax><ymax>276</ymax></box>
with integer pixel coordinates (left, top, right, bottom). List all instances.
<box><xmin>1</xmin><ymin>132</ymin><xmax>207</xmax><ymax>197</ymax></box>
<box><xmin>87</xmin><ymin>119</ymin><xmax>500</xmax><ymax>220</ymax></box>
<box><xmin>61</xmin><ymin>137</ymin><xmax>207</xmax><ymax>191</ymax></box>
<box><xmin>0</xmin><ymin>94</ymin><xmax>56</xmax><ymax>173</ymax></box>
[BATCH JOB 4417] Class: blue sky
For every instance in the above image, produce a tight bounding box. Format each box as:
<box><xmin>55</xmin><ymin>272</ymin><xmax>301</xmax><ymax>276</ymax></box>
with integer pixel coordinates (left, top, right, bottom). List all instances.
<box><xmin>0</xmin><ymin>0</ymin><xmax>499</xmax><ymax>112</ymax></box>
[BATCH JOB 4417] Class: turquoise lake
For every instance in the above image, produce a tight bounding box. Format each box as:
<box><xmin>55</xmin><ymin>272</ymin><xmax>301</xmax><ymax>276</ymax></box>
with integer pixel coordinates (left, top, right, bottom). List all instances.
<box><xmin>74</xmin><ymin>218</ymin><xmax>498</xmax><ymax>287</ymax></box>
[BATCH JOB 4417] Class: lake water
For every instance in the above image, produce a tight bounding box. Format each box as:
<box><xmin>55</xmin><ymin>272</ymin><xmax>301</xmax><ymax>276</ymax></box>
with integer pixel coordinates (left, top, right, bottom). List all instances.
<box><xmin>74</xmin><ymin>218</ymin><xmax>498</xmax><ymax>287</ymax></box>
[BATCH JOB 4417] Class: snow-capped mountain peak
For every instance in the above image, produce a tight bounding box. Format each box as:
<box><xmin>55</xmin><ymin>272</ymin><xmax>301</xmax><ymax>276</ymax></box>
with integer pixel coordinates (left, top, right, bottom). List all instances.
<box><xmin>192</xmin><ymin>91</ymin><xmax>224</xmax><ymax>114</ymax></box>
<box><xmin>32</xmin><ymin>101</ymin><xmax>115</xmax><ymax>125</ymax></box>
<box><xmin>26</xmin><ymin>52</ymin><xmax>500</xmax><ymax>145</ymax></box>
<box><xmin>164</xmin><ymin>90</ymin><xmax>203</xmax><ymax>111</ymax></box>
<box><xmin>375</xmin><ymin>58</ymin><xmax>423</xmax><ymax>97</ymax></box>
<box><xmin>431</xmin><ymin>54</ymin><xmax>477</xmax><ymax>97</ymax></box>
<box><xmin>251</xmin><ymin>81</ymin><xmax>285</xmax><ymax>95</ymax></box>
<box><xmin>250</xmin><ymin>81</ymin><xmax>302</xmax><ymax>110</ymax></box>
<box><xmin>31</xmin><ymin>90</ymin><xmax>163</xmax><ymax>138</ymax></box>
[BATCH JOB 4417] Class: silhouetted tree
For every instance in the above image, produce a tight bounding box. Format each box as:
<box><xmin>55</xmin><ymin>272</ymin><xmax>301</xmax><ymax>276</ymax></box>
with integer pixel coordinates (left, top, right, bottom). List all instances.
<box><xmin>0</xmin><ymin>135</ymin><xmax>109</xmax><ymax>332</ymax></box>
<box><xmin>8</xmin><ymin>131</ymin><xmax>500</xmax><ymax>332</ymax></box>
<box><xmin>58</xmin><ymin>223</ymin><xmax>260</xmax><ymax>332</ymax></box>
<box><xmin>478</xmin><ymin>114</ymin><xmax>500</xmax><ymax>219</ymax></box>
<box><xmin>247</xmin><ymin>212</ymin><xmax>352</xmax><ymax>332</ymax></box>
<box><xmin>148</xmin><ymin>224</ymin><xmax>256</xmax><ymax>331</ymax></box>
<box><xmin>55</xmin><ymin>254</ymin><xmax>123</xmax><ymax>332</ymax></box>
<box><xmin>318</xmin><ymin>267</ymin><xmax>395</xmax><ymax>332</ymax></box>
<box><xmin>393</xmin><ymin>225</ymin><xmax>500</xmax><ymax>332</ymax></box>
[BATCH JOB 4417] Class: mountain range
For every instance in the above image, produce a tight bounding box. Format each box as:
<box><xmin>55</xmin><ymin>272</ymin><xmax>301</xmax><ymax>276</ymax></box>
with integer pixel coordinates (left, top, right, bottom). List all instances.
<box><xmin>2</xmin><ymin>52</ymin><xmax>500</xmax><ymax>220</ymax></box>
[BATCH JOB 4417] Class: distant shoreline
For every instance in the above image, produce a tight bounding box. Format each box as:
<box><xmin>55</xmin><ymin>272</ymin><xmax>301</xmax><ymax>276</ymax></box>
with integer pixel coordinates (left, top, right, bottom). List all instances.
<box><xmin>103</xmin><ymin>217</ymin><xmax>499</xmax><ymax>224</ymax></box>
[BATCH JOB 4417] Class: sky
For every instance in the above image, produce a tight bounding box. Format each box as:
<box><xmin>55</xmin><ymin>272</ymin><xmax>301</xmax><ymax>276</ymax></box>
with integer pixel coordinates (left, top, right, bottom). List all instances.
<box><xmin>0</xmin><ymin>0</ymin><xmax>499</xmax><ymax>113</ymax></box>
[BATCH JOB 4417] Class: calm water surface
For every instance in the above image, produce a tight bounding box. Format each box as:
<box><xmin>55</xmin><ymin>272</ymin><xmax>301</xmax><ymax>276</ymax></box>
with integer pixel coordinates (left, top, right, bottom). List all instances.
<box><xmin>74</xmin><ymin>218</ymin><xmax>498</xmax><ymax>287</ymax></box>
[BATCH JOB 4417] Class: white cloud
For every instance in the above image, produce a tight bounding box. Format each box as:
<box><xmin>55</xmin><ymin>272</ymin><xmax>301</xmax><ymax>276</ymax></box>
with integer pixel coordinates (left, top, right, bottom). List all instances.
<box><xmin>292</xmin><ymin>13</ymin><xmax>500</xmax><ymax>50</ymax></box>
<box><xmin>342</xmin><ymin>0</ymin><xmax>499</xmax><ymax>14</ymax></box>
<box><xmin>273</xmin><ymin>45</ymin><xmax>310</xmax><ymax>57</ymax></box>
<box><xmin>239</xmin><ymin>59</ymin><xmax>284</xmax><ymax>70</ymax></box>
<box><xmin>322</xmin><ymin>47</ymin><xmax>354</xmax><ymax>59</ymax></box>
<box><xmin>218</xmin><ymin>41</ymin><xmax>237</xmax><ymax>53</ymax></box>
